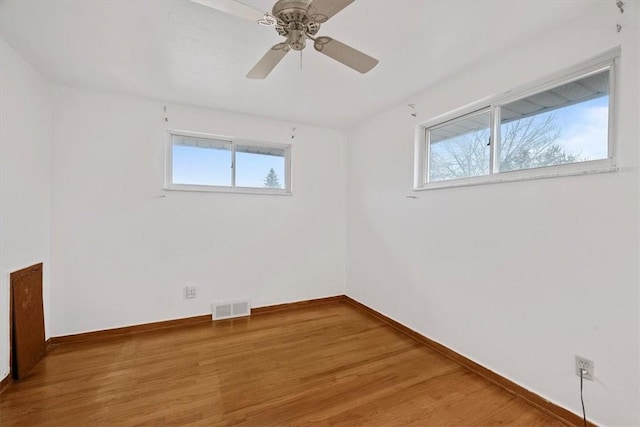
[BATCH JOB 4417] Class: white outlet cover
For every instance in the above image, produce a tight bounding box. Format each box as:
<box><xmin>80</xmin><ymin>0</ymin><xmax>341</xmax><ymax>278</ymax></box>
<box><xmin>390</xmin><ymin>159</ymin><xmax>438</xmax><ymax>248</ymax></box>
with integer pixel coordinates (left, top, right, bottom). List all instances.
<box><xmin>575</xmin><ymin>355</ymin><xmax>594</xmax><ymax>381</ymax></box>
<box><xmin>184</xmin><ymin>286</ymin><xmax>197</xmax><ymax>299</ymax></box>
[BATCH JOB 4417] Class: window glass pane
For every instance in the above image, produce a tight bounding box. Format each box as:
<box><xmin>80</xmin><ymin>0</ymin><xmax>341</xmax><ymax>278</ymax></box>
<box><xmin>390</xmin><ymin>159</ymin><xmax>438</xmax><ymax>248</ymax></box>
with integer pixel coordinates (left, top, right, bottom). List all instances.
<box><xmin>172</xmin><ymin>135</ymin><xmax>232</xmax><ymax>186</ymax></box>
<box><xmin>235</xmin><ymin>144</ymin><xmax>286</xmax><ymax>189</ymax></box>
<box><xmin>428</xmin><ymin>111</ymin><xmax>491</xmax><ymax>182</ymax></box>
<box><xmin>499</xmin><ymin>69</ymin><xmax>609</xmax><ymax>172</ymax></box>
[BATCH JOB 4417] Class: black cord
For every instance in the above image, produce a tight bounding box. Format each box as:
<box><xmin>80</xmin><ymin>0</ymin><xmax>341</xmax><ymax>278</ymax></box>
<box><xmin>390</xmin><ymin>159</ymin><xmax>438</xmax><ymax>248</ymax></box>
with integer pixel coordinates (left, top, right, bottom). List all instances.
<box><xmin>580</xmin><ymin>369</ymin><xmax>587</xmax><ymax>427</ymax></box>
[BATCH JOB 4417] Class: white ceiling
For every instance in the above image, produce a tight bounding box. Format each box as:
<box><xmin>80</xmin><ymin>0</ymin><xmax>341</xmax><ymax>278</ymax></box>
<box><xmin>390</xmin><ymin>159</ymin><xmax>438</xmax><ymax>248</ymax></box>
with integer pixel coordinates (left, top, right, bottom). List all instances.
<box><xmin>0</xmin><ymin>0</ymin><xmax>589</xmax><ymax>128</ymax></box>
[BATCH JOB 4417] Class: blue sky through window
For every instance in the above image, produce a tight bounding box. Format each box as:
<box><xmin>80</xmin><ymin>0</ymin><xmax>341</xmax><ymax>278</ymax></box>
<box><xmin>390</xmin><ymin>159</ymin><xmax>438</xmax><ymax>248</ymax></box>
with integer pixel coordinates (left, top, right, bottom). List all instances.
<box><xmin>172</xmin><ymin>142</ymin><xmax>286</xmax><ymax>188</ymax></box>
<box><xmin>553</xmin><ymin>95</ymin><xmax>609</xmax><ymax>160</ymax></box>
<box><xmin>172</xmin><ymin>145</ymin><xmax>232</xmax><ymax>186</ymax></box>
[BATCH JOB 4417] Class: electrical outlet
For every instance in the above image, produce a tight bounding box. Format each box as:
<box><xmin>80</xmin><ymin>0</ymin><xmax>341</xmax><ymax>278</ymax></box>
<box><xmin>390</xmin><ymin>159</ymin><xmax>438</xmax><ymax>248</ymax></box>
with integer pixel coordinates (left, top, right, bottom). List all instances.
<box><xmin>184</xmin><ymin>286</ymin><xmax>197</xmax><ymax>299</ymax></box>
<box><xmin>575</xmin><ymin>355</ymin><xmax>594</xmax><ymax>381</ymax></box>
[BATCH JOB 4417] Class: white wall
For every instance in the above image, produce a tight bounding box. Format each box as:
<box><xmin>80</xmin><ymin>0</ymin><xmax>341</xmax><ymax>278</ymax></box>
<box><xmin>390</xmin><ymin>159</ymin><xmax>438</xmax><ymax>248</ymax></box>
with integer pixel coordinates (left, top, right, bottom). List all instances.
<box><xmin>346</xmin><ymin>3</ymin><xmax>639</xmax><ymax>426</ymax></box>
<box><xmin>49</xmin><ymin>86</ymin><xmax>346</xmax><ymax>337</ymax></box>
<box><xmin>2</xmin><ymin>2</ymin><xmax>638</xmax><ymax>424</ymax></box>
<box><xmin>0</xmin><ymin>40</ymin><xmax>52</xmax><ymax>380</ymax></box>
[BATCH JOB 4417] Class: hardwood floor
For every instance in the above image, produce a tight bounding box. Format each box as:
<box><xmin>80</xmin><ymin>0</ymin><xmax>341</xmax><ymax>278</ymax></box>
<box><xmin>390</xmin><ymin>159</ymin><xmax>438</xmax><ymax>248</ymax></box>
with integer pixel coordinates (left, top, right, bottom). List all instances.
<box><xmin>0</xmin><ymin>301</ymin><xmax>564</xmax><ymax>426</ymax></box>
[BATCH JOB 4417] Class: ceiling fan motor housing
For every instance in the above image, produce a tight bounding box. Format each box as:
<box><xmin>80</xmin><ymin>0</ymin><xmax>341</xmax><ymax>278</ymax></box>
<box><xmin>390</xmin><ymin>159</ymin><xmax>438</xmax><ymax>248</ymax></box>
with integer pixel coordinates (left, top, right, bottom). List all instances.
<box><xmin>272</xmin><ymin>0</ymin><xmax>320</xmax><ymax>51</ymax></box>
<box><xmin>287</xmin><ymin>24</ymin><xmax>307</xmax><ymax>51</ymax></box>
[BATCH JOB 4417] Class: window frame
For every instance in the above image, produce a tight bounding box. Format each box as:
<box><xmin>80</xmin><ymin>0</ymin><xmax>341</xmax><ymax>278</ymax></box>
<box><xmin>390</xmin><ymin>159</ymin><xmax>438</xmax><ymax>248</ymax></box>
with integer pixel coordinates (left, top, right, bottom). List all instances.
<box><xmin>414</xmin><ymin>49</ymin><xmax>619</xmax><ymax>191</ymax></box>
<box><xmin>425</xmin><ymin>106</ymin><xmax>494</xmax><ymax>183</ymax></box>
<box><xmin>165</xmin><ymin>129</ymin><xmax>292</xmax><ymax>195</ymax></box>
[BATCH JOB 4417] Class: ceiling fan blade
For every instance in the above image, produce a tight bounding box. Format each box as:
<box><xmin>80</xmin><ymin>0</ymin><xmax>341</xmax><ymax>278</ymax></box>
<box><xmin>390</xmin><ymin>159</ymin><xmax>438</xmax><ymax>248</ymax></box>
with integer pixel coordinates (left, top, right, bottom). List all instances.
<box><xmin>313</xmin><ymin>37</ymin><xmax>378</xmax><ymax>74</ymax></box>
<box><xmin>307</xmin><ymin>0</ymin><xmax>354</xmax><ymax>23</ymax></box>
<box><xmin>246</xmin><ymin>43</ymin><xmax>290</xmax><ymax>79</ymax></box>
<box><xmin>190</xmin><ymin>0</ymin><xmax>265</xmax><ymax>23</ymax></box>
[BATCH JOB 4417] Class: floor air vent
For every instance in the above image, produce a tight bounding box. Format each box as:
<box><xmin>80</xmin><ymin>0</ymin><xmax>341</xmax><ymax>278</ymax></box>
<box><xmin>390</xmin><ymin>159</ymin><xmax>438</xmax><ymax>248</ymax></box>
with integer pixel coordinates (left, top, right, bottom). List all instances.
<box><xmin>212</xmin><ymin>300</ymin><xmax>251</xmax><ymax>320</ymax></box>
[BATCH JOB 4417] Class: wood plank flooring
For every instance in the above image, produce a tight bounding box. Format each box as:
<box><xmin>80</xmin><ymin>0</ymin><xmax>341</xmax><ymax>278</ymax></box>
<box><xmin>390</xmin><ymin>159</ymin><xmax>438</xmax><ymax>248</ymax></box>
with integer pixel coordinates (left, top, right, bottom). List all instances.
<box><xmin>0</xmin><ymin>301</ymin><xmax>564</xmax><ymax>426</ymax></box>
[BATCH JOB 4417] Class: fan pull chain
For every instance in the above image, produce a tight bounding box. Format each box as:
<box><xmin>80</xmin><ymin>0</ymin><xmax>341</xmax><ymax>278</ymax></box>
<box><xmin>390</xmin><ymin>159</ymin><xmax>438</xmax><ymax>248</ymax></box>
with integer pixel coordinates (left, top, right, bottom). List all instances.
<box><xmin>300</xmin><ymin>50</ymin><xmax>303</xmax><ymax>70</ymax></box>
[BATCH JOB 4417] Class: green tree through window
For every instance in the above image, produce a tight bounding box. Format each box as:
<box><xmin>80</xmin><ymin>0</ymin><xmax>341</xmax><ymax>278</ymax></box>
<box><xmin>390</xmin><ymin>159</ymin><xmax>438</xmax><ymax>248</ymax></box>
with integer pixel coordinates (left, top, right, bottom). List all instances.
<box><xmin>263</xmin><ymin>168</ymin><xmax>281</xmax><ymax>188</ymax></box>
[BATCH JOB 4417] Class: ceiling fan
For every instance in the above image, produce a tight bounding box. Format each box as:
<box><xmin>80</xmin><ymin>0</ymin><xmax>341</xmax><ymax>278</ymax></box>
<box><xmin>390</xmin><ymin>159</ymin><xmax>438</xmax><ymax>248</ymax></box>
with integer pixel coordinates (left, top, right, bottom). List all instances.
<box><xmin>191</xmin><ymin>0</ymin><xmax>379</xmax><ymax>79</ymax></box>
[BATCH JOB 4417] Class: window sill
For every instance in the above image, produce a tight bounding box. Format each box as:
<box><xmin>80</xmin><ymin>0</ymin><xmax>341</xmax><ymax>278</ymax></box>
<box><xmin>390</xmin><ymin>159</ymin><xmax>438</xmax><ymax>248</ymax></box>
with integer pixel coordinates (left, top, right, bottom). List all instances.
<box><xmin>414</xmin><ymin>161</ymin><xmax>618</xmax><ymax>191</ymax></box>
<box><xmin>164</xmin><ymin>185</ymin><xmax>292</xmax><ymax>196</ymax></box>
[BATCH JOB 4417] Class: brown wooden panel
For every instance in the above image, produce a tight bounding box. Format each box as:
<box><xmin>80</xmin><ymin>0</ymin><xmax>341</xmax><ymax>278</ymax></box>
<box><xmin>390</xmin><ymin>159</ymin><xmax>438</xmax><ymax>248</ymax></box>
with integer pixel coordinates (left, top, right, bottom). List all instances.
<box><xmin>10</xmin><ymin>263</ymin><xmax>45</xmax><ymax>379</ymax></box>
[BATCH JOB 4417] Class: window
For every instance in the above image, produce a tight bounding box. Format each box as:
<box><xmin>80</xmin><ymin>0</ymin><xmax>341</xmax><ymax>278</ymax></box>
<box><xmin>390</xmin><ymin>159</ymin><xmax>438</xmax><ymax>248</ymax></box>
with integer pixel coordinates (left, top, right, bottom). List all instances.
<box><xmin>498</xmin><ymin>70</ymin><xmax>609</xmax><ymax>173</ymax></box>
<box><xmin>428</xmin><ymin>109</ymin><xmax>491</xmax><ymax>183</ymax></box>
<box><xmin>416</xmin><ymin>53</ymin><xmax>616</xmax><ymax>190</ymax></box>
<box><xmin>166</xmin><ymin>131</ymin><xmax>291</xmax><ymax>194</ymax></box>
